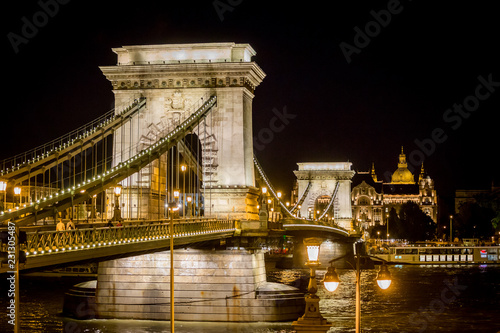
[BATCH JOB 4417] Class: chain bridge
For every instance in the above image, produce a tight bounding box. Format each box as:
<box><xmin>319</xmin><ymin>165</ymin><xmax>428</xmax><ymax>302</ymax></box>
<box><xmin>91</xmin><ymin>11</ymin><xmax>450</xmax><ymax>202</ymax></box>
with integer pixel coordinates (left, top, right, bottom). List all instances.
<box><xmin>0</xmin><ymin>42</ymin><xmax>359</xmax><ymax>322</ymax></box>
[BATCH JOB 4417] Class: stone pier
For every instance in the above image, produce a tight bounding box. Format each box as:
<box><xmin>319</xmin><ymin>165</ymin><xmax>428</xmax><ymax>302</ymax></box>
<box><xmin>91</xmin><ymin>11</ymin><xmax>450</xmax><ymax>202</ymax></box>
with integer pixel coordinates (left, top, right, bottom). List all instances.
<box><xmin>95</xmin><ymin>248</ymin><xmax>304</xmax><ymax>322</ymax></box>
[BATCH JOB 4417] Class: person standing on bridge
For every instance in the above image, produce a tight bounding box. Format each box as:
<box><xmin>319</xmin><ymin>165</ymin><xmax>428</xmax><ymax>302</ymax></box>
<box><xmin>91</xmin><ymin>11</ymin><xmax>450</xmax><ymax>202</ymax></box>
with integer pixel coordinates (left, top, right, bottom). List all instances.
<box><xmin>66</xmin><ymin>218</ymin><xmax>75</xmax><ymax>230</ymax></box>
<box><xmin>56</xmin><ymin>218</ymin><xmax>66</xmax><ymax>247</ymax></box>
<box><xmin>56</xmin><ymin>218</ymin><xmax>66</xmax><ymax>231</ymax></box>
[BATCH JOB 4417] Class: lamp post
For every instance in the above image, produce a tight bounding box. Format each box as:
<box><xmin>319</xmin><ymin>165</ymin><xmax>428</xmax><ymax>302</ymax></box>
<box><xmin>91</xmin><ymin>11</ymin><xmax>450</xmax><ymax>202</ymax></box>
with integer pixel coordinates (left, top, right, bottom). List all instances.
<box><xmin>14</xmin><ymin>186</ymin><xmax>21</xmax><ymax>208</ymax></box>
<box><xmin>292</xmin><ymin>237</ymin><xmax>331</xmax><ymax>333</ymax></box>
<box><xmin>181</xmin><ymin>164</ymin><xmax>186</xmax><ymax>218</ymax></box>
<box><xmin>112</xmin><ymin>184</ymin><xmax>122</xmax><ymax>221</ymax></box>
<box><xmin>168</xmin><ymin>189</ymin><xmax>180</xmax><ymax>333</ymax></box>
<box><xmin>322</xmin><ymin>241</ymin><xmax>392</xmax><ymax>333</ymax></box>
<box><xmin>0</xmin><ymin>180</ymin><xmax>7</xmax><ymax>211</ymax></box>
<box><xmin>386</xmin><ymin>214</ymin><xmax>389</xmax><ymax>242</ymax></box>
<box><xmin>449</xmin><ymin>215</ymin><xmax>453</xmax><ymax>243</ymax></box>
<box><xmin>186</xmin><ymin>196</ymin><xmax>192</xmax><ymax>218</ymax></box>
<box><xmin>276</xmin><ymin>191</ymin><xmax>282</xmax><ymax>222</ymax></box>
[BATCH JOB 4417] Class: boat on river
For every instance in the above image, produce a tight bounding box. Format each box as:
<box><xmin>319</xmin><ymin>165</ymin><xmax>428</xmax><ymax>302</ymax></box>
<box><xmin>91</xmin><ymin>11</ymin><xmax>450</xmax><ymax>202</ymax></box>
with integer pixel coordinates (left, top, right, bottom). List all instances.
<box><xmin>372</xmin><ymin>244</ymin><xmax>500</xmax><ymax>265</ymax></box>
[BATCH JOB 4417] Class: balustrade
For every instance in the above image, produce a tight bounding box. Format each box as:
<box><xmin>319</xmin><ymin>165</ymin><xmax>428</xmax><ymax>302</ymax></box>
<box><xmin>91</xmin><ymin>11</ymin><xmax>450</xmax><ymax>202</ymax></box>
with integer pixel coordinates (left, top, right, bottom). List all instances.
<box><xmin>21</xmin><ymin>219</ymin><xmax>235</xmax><ymax>256</ymax></box>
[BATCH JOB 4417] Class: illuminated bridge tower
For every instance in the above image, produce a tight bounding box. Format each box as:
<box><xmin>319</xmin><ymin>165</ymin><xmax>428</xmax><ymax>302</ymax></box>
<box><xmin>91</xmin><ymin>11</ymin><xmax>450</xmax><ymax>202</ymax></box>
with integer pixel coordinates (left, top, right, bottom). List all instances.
<box><xmin>293</xmin><ymin>162</ymin><xmax>355</xmax><ymax>230</ymax></box>
<box><xmin>99</xmin><ymin>43</ymin><xmax>266</xmax><ymax>220</ymax></box>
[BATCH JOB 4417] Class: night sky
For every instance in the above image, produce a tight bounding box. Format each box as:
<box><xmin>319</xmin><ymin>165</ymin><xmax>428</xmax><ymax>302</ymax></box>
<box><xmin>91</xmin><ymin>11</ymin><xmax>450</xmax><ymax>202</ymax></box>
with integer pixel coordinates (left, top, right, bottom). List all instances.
<box><xmin>3</xmin><ymin>1</ymin><xmax>499</xmax><ymax>211</ymax></box>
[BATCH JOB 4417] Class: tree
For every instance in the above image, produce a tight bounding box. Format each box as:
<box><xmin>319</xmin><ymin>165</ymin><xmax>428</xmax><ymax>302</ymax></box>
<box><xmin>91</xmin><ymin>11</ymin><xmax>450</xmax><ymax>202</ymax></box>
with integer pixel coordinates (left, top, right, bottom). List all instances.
<box><xmin>455</xmin><ymin>201</ymin><xmax>495</xmax><ymax>240</ymax></box>
<box><xmin>397</xmin><ymin>202</ymin><xmax>436</xmax><ymax>242</ymax></box>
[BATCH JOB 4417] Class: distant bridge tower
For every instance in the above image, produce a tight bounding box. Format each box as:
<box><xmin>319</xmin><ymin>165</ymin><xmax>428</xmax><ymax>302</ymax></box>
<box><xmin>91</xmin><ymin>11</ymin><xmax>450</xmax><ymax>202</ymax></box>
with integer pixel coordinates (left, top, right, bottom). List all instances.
<box><xmin>293</xmin><ymin>162</ymin><xmax>355</xmax><ymax>230</ymax></box>
<box><xmin>100</xmin><ymin>43</ymin><xmax>266</xmax><ymax>220</ymax></box>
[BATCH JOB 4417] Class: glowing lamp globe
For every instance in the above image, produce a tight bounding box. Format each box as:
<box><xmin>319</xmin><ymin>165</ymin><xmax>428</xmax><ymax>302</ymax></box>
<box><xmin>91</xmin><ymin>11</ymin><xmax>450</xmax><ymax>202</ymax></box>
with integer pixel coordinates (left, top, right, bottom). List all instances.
<box><xmin>376</xmin><ymin>263</ymin><xmax>392</xmax><ymax>290</ymax></box>
<box><xmin>323</xmin><ymin>265</ymin><xmax>340</xmax><ymax>292</ymax></box>
<box><xmin>114</xmin><ymin>184</ymin><xmax>122</xmax><ymax>197</ymax></box>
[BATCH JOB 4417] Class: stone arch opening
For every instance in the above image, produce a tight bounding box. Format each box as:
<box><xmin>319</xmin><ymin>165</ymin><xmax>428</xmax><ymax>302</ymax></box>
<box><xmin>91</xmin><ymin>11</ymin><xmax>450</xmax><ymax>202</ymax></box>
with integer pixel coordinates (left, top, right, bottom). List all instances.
<box><xmin>314</xmin><ymin>195</ymin><xmax>332</xmax><ymax>219</ymax></box>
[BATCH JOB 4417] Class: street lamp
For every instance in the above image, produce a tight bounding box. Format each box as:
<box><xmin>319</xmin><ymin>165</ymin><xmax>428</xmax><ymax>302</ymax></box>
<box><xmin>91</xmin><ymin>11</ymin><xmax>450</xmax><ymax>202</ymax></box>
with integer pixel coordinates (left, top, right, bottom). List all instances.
<box><xmin>322</xmin><ymin>241</ymin><xmax>392</xmax><ymax>333</ymax></box>
<box><xmin>376</xmin><ymin>262</ymin><xmax>392</xmax><ymax>290</ymax></box>
<box><xmin>261</xmin><ymin>187</ymin><xmax>267</xmax><ymax>200</ymax></box>
<box><xmin>181</xmin><ymin>165</ymin><xmax>186</xmax><ymax>218</ymax></box>
<box><xmin>323</xmin><ymin>265</ymin><xmax>340</xmax><ymax>292</ymax></box>
<box><xmin>292</xmin><ymin>237</ymin><xmax>331</xmax><ymax>333</ymax></box>
<box><xmin>167</xmin><ymin>189</ymin><xmax>180</xmax><ymax>333</ymax></box>
<box><xmin>449</xmin><ymin>215</ymin><xmax>453</xmax><ymax>243</ymax></box>
<box><xmin>112</xmin><ymin>184</ymin><xmax>122</xmax><ymax>221</ymax></box>
<box><xmin>14</xmin><ymin>186</ymin><xmax>21</xmax><ymax>208</ymax></box>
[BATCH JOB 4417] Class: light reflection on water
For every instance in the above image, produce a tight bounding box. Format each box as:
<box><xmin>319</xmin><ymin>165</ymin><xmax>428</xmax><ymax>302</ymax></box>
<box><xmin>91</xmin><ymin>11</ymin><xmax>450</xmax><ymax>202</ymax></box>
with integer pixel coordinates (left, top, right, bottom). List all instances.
<box><xmin>1</xmin><ymin>265</ymin><xmax>499</xmax><ymax>332</ymax></box>
<box><xmin>268</xmin><ymin>264</ymin><xmax>500</xmax><ymax>333</ymax></box>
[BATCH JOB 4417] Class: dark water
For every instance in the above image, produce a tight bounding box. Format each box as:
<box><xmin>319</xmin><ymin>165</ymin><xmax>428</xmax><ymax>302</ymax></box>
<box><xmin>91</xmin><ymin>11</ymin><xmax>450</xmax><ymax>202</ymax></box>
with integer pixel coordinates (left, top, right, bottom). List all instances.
<box><xmin>1</xmin><ymin>265</ymin><xmax>499</xmax><ymax>332</ymax></box>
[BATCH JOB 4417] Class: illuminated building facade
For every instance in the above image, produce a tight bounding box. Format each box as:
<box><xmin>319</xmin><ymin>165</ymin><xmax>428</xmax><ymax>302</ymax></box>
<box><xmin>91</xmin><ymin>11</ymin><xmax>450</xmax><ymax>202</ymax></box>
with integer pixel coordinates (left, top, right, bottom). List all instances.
<box><xmin>352</xmin><ymin>147</ymin><xmax>438</xmax><ymax>229</ymax></box>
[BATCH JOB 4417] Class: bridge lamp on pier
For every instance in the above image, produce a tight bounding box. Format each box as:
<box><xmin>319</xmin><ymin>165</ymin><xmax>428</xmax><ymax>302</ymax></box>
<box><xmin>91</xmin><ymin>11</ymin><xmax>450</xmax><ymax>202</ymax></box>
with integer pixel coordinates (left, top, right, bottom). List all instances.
<box><xmin>276</xmin><ymin>192</ymin><xmax>281</xmax><ymax>221</ymax></box>
<box><xmin>14</xmin><ymin>186</ymin><xmax>21</xmax><ymax>208</ymax></box>
<box><xmin>112</xmin><ymin>184</ymin><xmax>123</xmax><ymax>221</ymax></box>
<box><xmin>292</xmin><ymin>237</ymin><xmax>331</xmax><ymax>332</ymax></box>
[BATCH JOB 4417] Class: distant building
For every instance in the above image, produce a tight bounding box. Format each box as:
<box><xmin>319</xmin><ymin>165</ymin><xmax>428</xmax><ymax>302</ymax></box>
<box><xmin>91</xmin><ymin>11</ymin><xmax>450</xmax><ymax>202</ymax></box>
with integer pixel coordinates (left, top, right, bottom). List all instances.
<box><xmin>351</xmin><ymin>147</ymin><xmax>438</xmax><ymax>229</ymax></box>
<box><xmin>455</xmin><ymin>184</ymin><xmax>500</xmax><ymax>213</ymax></box>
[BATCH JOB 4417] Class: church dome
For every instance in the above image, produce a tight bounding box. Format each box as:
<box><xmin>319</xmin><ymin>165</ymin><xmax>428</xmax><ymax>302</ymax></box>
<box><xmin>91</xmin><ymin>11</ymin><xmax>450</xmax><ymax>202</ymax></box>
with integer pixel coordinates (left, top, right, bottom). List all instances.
<box><xmin>392</xmin><ymin>167</ymin><xmax>415</xmax><ymax>183</ymax></box>
<box><xmin>390</xmin><ymin>147</ymin><xmax>415</xmax><ymax>184</ymax></box>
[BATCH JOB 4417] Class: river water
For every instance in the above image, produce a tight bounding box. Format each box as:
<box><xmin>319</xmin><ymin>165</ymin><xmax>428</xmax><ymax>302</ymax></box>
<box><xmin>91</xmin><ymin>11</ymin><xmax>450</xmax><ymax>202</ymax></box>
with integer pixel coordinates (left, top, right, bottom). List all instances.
<box><xmin>1</xmin><ymin>265</ymin><xmax>499</xmax><ymax>333</ymax></box>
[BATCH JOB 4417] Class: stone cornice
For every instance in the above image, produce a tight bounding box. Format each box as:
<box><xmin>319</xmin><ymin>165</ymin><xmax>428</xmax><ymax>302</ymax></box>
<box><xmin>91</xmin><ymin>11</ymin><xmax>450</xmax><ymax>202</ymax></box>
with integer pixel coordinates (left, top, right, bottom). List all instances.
<box><xmin>100</xmin><ymin>62</ymin><xmax>266</xmax><ymax>93</ymax></box>
<box><xmin>294</xmin><ymin>170</ymin><xmax>355</xmax><ymax>181</ymax></box>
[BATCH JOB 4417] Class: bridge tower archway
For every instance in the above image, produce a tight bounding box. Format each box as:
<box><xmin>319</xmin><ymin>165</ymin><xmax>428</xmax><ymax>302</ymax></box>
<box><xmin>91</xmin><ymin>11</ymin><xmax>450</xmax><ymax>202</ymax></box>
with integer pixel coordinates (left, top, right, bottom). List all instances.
<box><xmin>100</xmin><ymin>43</ymin><xmax>266</xmax><ymax>220</ymax></box>
<box><xmin>293</xmin><ymin>162</ymin><xmax>355</xmax><ymax>230</ymax></box>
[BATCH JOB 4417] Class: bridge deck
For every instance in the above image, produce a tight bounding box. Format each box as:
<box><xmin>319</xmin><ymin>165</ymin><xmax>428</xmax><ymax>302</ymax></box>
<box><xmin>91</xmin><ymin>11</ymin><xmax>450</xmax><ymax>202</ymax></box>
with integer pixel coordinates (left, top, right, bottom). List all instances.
<box><xmin>1</xmin><ymin>218</ymin><xmax>235</xmax><ymax>273</ymax></box>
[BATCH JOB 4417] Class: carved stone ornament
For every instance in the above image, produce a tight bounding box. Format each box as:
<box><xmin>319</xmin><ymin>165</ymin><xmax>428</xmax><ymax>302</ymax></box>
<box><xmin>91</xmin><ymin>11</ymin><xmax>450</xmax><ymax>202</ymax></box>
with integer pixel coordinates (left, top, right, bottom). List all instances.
<box><xmin>165</xmin><ymin>90</ymin><xmax>191</xmax><ymax>111</ymax></box>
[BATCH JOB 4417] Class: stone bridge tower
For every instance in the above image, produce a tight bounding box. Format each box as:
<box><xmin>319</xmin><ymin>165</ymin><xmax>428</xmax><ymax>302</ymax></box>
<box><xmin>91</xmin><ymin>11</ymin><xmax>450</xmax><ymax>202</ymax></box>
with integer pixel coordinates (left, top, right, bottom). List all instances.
<box><xmin>100</xmin><ymin>43</ymin><xmax>266</xmax><ymax>221</ymax></box>
<box><xmin>293</xmin><ymin>162</ymin><xmax>355</xmax><ymax>230</ymax></box>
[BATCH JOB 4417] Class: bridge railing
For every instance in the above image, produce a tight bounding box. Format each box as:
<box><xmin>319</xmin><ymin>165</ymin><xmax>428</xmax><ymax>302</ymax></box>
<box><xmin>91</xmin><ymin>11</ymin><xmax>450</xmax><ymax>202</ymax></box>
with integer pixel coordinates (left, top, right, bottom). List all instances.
<box><xmin>22</xmin><ymin>219</ymin><xmax>236</xmax><ymax>256</ymax></box>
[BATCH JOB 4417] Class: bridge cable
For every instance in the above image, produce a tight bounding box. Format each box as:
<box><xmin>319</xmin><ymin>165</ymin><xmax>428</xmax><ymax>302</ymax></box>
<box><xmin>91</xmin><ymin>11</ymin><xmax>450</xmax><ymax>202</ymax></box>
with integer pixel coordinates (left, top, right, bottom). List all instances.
<box><xmin>317</xmin><ymin>182</ymin><xmax>340</xmax><ymax>221</ymax></box>
<box><xmin>1</xmin><ymin>95</ymin><xmax>217</xmax><ymax>225</ymax></box>
<box><xmin>252</xmin><ymin>155</ymin><xmax>294</xmax><ymax>217</ymax></box>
